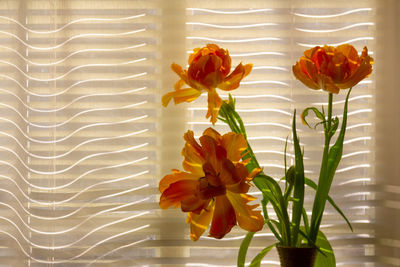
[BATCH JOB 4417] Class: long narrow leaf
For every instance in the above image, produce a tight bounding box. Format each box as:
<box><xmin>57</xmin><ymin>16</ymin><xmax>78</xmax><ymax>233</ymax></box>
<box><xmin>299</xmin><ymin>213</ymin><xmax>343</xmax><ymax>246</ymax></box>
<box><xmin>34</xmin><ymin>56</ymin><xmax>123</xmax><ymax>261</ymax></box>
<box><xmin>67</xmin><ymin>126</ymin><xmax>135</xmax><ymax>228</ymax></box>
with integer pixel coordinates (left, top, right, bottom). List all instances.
<box><xmin>238</xmin><ymin>231</ymin><xmax>255</xmax><ymax>267</ymax></box>
<box><xmin>305</xmin><ymin>178</ymin><xmax>353</xmax><ymax>231</ymax></box>
<box><xmin>302</xmin><ymin>207</ymin><xmax>310</xmax><ymax>234</ymax></box>
<box><xmin>266</xmin><ymin>219</ymin><xmax>283</xmax><ymax>243</ymax></box>
<box><xmin>291</xmin><ymin>110</ymin><xmax>305</xmax><ymax>246</ymax></box>
<box><xmin>254</xmin><ymin>175</ymin><xmax>291</xmax><ymax>245</ymax></box>
<box><xmin>262</xmin><ymin>198</ymin><xmax>283</xmax><ymax>243</ymax></box>
<box><xmin>249</xmin><ymin>243</ymin><xmax>277</xmax><ymax>267</ymax></box>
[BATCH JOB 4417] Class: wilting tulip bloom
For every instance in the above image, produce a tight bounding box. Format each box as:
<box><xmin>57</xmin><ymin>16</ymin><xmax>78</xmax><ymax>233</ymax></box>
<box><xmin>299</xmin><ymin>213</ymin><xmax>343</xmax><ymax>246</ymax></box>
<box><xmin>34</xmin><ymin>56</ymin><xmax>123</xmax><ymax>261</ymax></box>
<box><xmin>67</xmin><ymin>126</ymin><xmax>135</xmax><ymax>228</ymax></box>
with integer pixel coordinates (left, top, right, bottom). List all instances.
<box><xmin>292</xmin><ymin>44</ymin><xmax>373</xmax><ymax>94</ymax></box>
<box><xmin>162</xmin><ymin>44</ymin><xmax>252</xmax><ymax>124</ymax></box>
<box><xmin>159</xmin><ymin>128</ymin><xmax>264</xmax><ymax>240</ymax></box>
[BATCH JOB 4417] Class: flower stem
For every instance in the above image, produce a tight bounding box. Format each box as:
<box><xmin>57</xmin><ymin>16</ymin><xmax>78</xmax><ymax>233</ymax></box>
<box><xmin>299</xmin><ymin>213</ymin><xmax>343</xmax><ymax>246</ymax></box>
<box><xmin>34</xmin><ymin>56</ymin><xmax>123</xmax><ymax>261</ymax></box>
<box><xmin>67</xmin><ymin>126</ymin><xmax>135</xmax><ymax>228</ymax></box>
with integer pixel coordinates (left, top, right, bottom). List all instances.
<box><xmin>309</xmin><ymin>93</ymin><xmax>333</xmax><ymax>242</ymax></box>
<box><xmin>327</xmin><ymin>93</ymin><xmax>333</xmax><ymax>131</ymax></box>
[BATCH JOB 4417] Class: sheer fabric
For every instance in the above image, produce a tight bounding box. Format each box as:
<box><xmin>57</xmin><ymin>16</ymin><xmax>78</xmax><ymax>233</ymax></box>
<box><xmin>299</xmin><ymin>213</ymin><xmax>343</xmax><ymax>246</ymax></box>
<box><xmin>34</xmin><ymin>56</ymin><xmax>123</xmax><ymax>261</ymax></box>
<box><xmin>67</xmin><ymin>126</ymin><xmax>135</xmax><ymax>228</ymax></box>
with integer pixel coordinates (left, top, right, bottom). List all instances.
<box><xmin>0</xmin><ymin>0</ymin><xmax>397</xmax><ymax>266</ymax></box>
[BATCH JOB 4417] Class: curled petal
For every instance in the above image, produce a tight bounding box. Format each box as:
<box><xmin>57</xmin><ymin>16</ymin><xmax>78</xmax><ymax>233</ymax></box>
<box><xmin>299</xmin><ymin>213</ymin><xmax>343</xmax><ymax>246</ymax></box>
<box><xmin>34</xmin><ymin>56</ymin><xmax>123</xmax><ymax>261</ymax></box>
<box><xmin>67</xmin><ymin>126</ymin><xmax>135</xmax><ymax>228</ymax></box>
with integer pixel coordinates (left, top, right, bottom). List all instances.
<box><xmin>181</xmin><ymin>196</ymin><xmax>210</xmax><ymax>214</ymax></box>
<box><xmin>317</xmin><ymin>74</ymin><xmax>340</xmax><ymax>94</ymax></box>
<box><xmin>187</xmin><ymin>202</ymin><xmax>215</xmax><ymax>241</ymax></box>
<box><xmin>209</xmin><ymin>196</ymin><xmax>236</xmax><ymax>239</ymax></box>
<box><xmin>160</xmin><ymin>180</ymin><xmax>198</xmax><ymax>210</ymax></box>
<box><xmin>292</xmin><ymin>61</ymin><xmax>320</xmax><ymax>90</ymax></box>
<box><xmin>218</xmin><ymin>63</ymin><xmax>252</xmax><ymax>91</ymax></box>
<box><xmin>226</xmin><ymin>192</ymin><xmax>264</xmax><ymax>233</ymax></box>
<box><xmin>202</xmin><ymin>161</ymin><xmax>222</xmax><ymax>188</ymax></box>
<box><xmin>200</xmin><ymin>134</ymin><xmax>226</xmax><ymax>171</ymax></box>
<box><xmin>205</xmin><ymin>88</ymin><xmax>223</xmax><ymax>125</ymax></box>
<box><xmin>219</xmin><ymin>158</ymin><xmax>241</xmax><ymax>186</ymax></box>
<box><xmin>328</xmin><ymin>53</ymin><xmax>350</xmax><ymax>83</ymax></box>
<box><xmin>221</xmin><ymin>132</ymin><xmax>247</xmax><ymax>163</ymax></box>
<box><xmin>183</xmin><ymin>130</ymin><xmax>203</xmax><ymax>155</ymax></box>
<box><xmin>336</xmin><ymin>44</ymin><xmax>360</xmax><ymax>73</ymax></box>
<box><xmin>202</xmin><ymin>127</ymin><xmax>222</xmax><ymax>141</ymax></box>
<box><xmin>159</xmin><ymin>169</ymin><xmax>200</xmax><ymax>193</ymax></box>
<box><xmin>337</xmin><ymin>47</ymin><xmax>373</xmax><ymax>89</ymax></box>
<box><xmin>171</xmin><ymin>63</ymin><xmax>192</xmax><ymax>87</ymax></box>
<box><xmin>304</xmin><ymin>46</ymin><xmax>319</xmax><ymax>59</ymax></box>
<box><xmin>225</xmin><ymin>162</ymin><xmax>251</xmax><ymax>193</ymax></box>
<box><xmin>161</xmin><ymin>87</ymin><xmax>202</xmax><ymax>107</ymax></box>
<box><xmin>182</xmin><ymin>131</ymin><xmax>206</xmax><ymax>175</ymax></box>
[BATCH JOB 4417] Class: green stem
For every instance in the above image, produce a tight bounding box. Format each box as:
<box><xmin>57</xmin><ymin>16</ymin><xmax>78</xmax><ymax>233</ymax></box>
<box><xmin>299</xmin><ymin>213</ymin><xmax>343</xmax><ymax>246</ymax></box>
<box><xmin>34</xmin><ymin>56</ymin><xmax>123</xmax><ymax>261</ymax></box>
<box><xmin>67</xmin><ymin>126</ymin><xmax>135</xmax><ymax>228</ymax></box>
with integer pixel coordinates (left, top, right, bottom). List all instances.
<box><xmin>309</xmin><ymin>93</ymin><xmax>333</xmax><ymax>242</ymax></box>
<box><xmin>237</xmin><ymin>231</ymin><xmax>255</xmax><ymax>267</ymax></box>
<box><xmin>327</xmin><ymin>93</ymin><xmax>333</xmax><ymax>131</ymax></box>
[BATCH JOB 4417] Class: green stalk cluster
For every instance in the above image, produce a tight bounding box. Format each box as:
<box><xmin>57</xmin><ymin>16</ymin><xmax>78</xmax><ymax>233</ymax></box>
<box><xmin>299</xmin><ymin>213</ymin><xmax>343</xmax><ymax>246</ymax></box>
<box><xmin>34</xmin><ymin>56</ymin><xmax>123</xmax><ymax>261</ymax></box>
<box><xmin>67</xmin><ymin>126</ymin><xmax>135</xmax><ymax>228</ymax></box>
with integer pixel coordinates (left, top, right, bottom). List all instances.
<box><xmin>219</xmin><ymin>90</ymin><xmax>353</xmax><ymax>267</ymax></box>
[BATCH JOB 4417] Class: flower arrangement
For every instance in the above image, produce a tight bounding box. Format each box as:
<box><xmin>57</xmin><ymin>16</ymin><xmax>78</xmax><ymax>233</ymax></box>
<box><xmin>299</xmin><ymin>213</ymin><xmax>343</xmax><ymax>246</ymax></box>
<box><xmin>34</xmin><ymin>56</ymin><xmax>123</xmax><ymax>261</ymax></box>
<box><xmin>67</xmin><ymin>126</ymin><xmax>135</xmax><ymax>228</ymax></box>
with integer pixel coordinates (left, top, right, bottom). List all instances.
<box><xmin>160</xmin><ymin>43</ymin><xmax>373</xmax><ymax>266</ymax></box>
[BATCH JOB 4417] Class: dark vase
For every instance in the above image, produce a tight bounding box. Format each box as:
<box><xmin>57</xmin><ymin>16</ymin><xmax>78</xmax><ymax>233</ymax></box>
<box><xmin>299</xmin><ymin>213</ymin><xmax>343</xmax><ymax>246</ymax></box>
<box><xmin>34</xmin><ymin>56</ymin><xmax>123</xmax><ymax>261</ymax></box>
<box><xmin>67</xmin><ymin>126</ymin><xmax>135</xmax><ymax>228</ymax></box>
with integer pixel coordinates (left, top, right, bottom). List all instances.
<box><xmin>276</xmin><ymin>246</ymin><xmax>317</xmax><ymax>267</ymax></box>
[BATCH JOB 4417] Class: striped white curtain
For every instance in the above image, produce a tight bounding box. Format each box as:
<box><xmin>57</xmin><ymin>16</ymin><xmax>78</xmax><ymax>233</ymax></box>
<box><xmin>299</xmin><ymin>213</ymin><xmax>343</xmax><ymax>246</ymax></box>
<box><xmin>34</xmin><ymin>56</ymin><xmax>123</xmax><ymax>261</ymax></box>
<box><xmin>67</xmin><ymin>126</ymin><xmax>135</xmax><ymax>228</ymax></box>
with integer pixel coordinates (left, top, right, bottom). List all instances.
<box><xmin>0</xmin><ymin>0</ymin><xmax>398</xmax><ymax>266</ymax></box>
<box><xmin>0</xmin><ymin>0</ymin><xmax>158</xmax><ymax>265</ymax></box>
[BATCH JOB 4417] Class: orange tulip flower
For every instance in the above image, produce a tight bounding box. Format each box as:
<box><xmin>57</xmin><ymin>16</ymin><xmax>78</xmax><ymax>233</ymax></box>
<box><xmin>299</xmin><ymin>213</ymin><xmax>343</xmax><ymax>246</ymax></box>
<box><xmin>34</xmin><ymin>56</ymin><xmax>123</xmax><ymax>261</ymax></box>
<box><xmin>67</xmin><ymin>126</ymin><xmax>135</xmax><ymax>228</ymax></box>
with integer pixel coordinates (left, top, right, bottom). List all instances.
<box><xmin>162</xmin><ymin>44</ymin><xmax>252</xmax><ymax>124</ymax></box>
<box><xmin>292</xmin><ymin>44</ymin><xmax>373</xmax><ymax>94</ymax></box>
<box><xmin>159</xmin><ymin>128</ymin><xmax>264</xmax><ymax>240</ymax></box>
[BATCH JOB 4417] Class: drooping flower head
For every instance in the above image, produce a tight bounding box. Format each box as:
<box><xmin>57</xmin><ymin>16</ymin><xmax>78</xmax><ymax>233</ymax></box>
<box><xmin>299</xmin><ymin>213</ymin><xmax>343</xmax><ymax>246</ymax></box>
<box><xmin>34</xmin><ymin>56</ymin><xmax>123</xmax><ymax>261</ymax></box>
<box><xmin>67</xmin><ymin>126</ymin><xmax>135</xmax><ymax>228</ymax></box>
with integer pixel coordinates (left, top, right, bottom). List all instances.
<box><xmin>159</xmin><ymin>128</ymin><xmax>264</xmax><ymax>240</ymax></box>
<box><xmin>292</xmin><ymin>44</ymin><xmax>373</xmax><ymax>94</ymax></box>
<box><xmin>162</xmin><ymin>44</ymin><xmax>252</xmax><ymax>124</ymax></box>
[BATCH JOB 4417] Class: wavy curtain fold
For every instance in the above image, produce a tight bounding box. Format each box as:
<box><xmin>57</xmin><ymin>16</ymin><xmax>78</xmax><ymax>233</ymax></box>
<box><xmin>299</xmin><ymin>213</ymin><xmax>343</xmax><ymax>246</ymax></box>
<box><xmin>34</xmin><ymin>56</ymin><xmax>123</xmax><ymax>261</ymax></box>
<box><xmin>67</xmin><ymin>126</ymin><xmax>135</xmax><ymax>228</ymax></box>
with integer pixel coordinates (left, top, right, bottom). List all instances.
<box><xmin>0</xmin><ymin>0</ymin><xmax>158</xmax><ymax>265</ymax></box>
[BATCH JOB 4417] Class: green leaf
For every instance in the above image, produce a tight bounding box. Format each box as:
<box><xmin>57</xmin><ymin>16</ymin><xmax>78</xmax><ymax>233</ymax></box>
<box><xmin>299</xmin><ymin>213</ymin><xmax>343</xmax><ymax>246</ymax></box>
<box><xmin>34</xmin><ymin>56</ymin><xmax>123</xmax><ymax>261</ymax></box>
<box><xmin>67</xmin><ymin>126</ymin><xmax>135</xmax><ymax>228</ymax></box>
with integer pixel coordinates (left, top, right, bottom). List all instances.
<box><xmin>254</xmin><ymin>174</ymin><xmax>291</xmax><ymax>245</ymax></box>
<box><xmin>237</xmin><ymin>231</ymin><xmax>255</xmax><ymax>267</ymax></box>
<box><xmin>262</xmin><ymin>198</ymin><xmax>283</xmax><ymax>243</ymax></box>
<box><xmin>304</xmin><ymin>177</ymin><xmax>353</xmax><ymax>232</ymax></box>
<box><xmin>291</xmin><ymin>110</ymin><xmax>305</xmax><ymax>246</ymax></box>
<box><xmin>302</xmin><ymin>207</ymin><xmax>310</xmax><ymax>234</ymax></box>
<box><xmin>301</xmin><ymin>107</ymin><xmax>325</xmax><ymax>129</ymax></box>
<box><xmin>249</xmin><ymin>243</ymin><xmax>277</xmax><ymax>267</ymax></box>
<box><xmin>266</xmin><ymin>219</ymin><xmax>283</xmax><ymax>243</ymax></box>
<box><xmin>329</xmin><ymin>117</ymin><xmax>339</xmax><ymax>137</ymax></box>
<box><xmin>314</xmin><ymin>231</ymin><xmax>336</xmax><ymax>267</ymax></box>
<box><xmin>284</xmin><ymin>136</ymin><xmax>289</xmax><ymax>190</ymax></box>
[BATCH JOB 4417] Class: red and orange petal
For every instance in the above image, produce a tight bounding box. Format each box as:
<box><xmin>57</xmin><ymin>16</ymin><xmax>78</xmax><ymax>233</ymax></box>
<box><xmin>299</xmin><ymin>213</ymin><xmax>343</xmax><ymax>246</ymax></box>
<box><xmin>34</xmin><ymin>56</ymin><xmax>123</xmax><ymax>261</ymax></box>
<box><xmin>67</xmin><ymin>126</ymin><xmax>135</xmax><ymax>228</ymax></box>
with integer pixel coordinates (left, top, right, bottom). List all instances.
<box><xmin>182</xmin><ymin>136</ymin><xmax>207</xmax><ymax>175</ymax></box>
<box><xmin>209</xmin><ymin>195</ymin><xmax>237</xmax><ymax>239</ymax></box>
<box><xmin>335</xmin><ymin>44</ymin><xmax>360</xmax><ymax>72</ymax></box>
<box><xmin>218</xmin><ymin>158</ymin><xmax>243</xmax><ymax>189</ymax></box>
<box><xmin>171</xmin><ymin>63</ymin><xmax>192</xmax><ymax>88</ymax></box>
<box><xmin>317</xmin><ymin>73</ymin><xmax>340</xmax><ymax>94</ymax></box>
<box><xmin>187</xmin><ymin>202</ymin><xmax>215</xmax><ymax>241</ymax></box>
<box><xmin>292</xmin><ymin>59</ymin><xmax>319</xmax><ymax>90</ymax></box>
<box><xmin>337</xmin><ymin>47</ymin><xmax>373</xmax><ymax>89</ymax></box>
<box><xmin>218</xmin><ymin>63</ymin><xmax>253</xmax><ymax>91</ymax></box>
<box><xmin>199</xmin><ymin>132</ymin><xmax>227</xmax><ymax>172</ymax></box>
<box><xmin>205</xmin><ymin>88</ymin><xmax>223</xmax><ymax>125</ymax></box>
<box><xmin>159</xmin><ymin>179</ymin><xmax>199</xmax><ymax>209</ymax></box>
<box><xmin>161</xmin><ymin>87</ymin><xmax>202</xmax><ymax>107</ymax></box>
<box><xmin>181</xmin><ymin>195</ymin><xmax>210</xmax><ymax>214</ymax></box>
<box><xmin>220</xmin><ymin>132</ymin><xmax>247</xmax><ymax>163</ymax></box>
<box><xmin>202</xmin><ymin>127</ymin><xmax>222</xmax><ymax>141</ymax></box>
<box><xmin>225</xmin><ymin>192</ymin><xmax>264</xmax><ymax>233</ymax></box>
<box><xmin>159</xmin><ymin>169</ymin><xmax>200</xmax><ymax>193</ymax></box>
